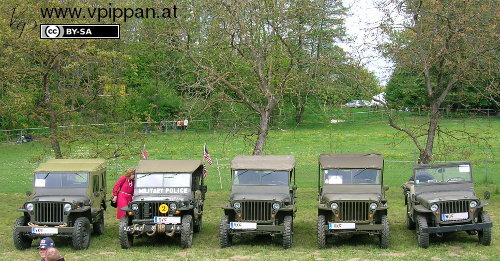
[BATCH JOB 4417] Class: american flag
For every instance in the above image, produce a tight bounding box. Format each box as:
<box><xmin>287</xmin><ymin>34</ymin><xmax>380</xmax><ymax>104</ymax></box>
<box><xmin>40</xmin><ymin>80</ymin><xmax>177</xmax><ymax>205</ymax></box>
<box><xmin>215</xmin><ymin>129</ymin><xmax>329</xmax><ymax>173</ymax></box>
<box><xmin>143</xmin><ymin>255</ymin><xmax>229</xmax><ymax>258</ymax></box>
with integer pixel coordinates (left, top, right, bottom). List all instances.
<box><xmin>203</xmin><ymin>144</ymin><xmax>212</xmax><ymax>165</ymax></box>
<box><xmin>142</xmin><ymin>145</ymin><xmax>148</xmax><ymax>160</ymax></box>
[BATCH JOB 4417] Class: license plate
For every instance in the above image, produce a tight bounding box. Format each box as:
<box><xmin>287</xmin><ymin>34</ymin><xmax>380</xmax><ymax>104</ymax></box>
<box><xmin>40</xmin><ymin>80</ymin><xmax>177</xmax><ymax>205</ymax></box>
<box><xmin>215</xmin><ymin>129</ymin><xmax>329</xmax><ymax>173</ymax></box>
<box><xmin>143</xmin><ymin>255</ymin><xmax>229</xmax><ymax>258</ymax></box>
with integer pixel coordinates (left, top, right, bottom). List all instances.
<box><xmin>442</xmin><ymin>212</ymin><xmax>468</xmax><ymax>221</ymax></box>
<box><xmin>154</xmin><ymin>216</ymin><xmax>181</xmax><ymax>224</ymax></box>
<box><xmin>230</xmin><ymin>222</ymin><xmax>257</xmax><ymax>230</ymax></box>
<box><xmin>329</xmin><ymin>223</ymin><xmax>356</xmax><ymax>230</ymax></box>
<box><xmin>31</xmin><ymin>227</ymin><xmax>58</xmax><ymax>235</ymax></box>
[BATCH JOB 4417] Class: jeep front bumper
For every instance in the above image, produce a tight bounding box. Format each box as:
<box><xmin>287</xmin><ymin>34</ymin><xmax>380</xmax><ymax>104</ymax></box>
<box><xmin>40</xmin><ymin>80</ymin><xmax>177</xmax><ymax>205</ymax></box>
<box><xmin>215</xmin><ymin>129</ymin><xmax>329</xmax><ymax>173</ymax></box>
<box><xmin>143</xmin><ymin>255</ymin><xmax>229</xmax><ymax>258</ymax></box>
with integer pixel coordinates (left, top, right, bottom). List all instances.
<box><xmin>422</xmin><ymin>222</ymin><xmax>492</xmax><ymax>233</ymax></box>
<box><xmin>229</xmin><ymin>224</ymin><xmax>285</xmax><ymax>234</ymax></box>
<box><xmin>14</xmin><ymin>225</ymin><xmax>75</xmax><ymax>237</ymax></box>
<box><xmin>123</xmin><ymin>223</ymin><xmax>182</xmax><ymax>236</ymax></box>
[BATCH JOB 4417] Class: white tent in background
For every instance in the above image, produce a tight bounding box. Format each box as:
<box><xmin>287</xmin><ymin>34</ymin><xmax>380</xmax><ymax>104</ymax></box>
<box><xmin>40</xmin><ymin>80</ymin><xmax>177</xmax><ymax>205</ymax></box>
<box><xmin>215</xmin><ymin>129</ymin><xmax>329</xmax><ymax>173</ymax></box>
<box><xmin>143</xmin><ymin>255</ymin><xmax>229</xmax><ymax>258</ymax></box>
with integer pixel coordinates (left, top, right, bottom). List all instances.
<box><xmin>371</xmin><ymin>92</ymin><xmax>386</xmax><ymax>107</ymax></box>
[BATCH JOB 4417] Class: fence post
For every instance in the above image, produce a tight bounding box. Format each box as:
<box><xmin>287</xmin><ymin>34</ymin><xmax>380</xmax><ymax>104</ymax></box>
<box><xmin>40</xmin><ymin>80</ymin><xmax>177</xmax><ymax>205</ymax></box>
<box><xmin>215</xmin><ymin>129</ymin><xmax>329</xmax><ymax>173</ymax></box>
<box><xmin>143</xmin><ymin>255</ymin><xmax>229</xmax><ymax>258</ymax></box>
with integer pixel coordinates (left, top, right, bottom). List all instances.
<box><xmin>485</xmin><ymin>149</ymin><xmax>488</xmax><ymax>183</ymax></box>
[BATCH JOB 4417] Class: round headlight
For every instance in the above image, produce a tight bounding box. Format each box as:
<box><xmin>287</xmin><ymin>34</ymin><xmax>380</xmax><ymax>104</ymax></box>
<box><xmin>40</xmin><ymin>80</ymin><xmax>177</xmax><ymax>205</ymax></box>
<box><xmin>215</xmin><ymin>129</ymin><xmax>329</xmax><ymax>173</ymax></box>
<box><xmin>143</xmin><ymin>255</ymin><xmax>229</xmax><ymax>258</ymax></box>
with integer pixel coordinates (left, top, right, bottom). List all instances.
<box><xmin>169</xmin><ymin>203</ymin><xmax>177</xmax><ymax>210</ymax></box>
<box><xmin>63</xmin><ymin>203</ymin><xmax>72</xmax><ymax>212</ymax></box>
<box><xmin>272</xmin><ymin>202</ymin><xmax>280</xmax><ymax>210</ymax></box>
<box><xmin>131</xmin><ymin>203</ymin><xmax>139</xmax><ymax>211</ymax></box>
<box><xmin>430</xmin><ymin>204</ymin><xmax>439</xmax><ymax>212</ymax></box>
<box><xmin>233</xmin><ymin>202</ymin><xmax>241</xmax><ymax>209</ymax></box>
<box><xmin>370</xmin><ymin>203</ymin><xmax>378</xmax><ymax>210</ymax></box>
<box><xmin>469</xmin><ymin>201</ymin><xmax>478</xmax><ymax>208</ymax></box>
<box><xmin>26</xmin><ymin>203</ymin><xmax>34</xmax><ymax>211</ymax></box>
<box><xmin>330</xmin><ymin>203</ymin><xmax>338</xmax><ymax>210</ymax></box>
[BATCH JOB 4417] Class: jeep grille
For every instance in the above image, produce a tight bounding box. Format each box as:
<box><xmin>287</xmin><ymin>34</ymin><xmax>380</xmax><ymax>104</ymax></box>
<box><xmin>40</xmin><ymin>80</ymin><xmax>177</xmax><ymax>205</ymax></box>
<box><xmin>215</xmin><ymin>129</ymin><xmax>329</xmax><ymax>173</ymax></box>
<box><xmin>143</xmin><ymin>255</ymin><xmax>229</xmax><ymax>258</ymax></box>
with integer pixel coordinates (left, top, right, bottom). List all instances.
<box><xmin>136</xmin><ymin>202</ymin><xmax>169</xmax><ymax>219</ymax></box>
<box><xmin>339</xmin><ymin>201</ymin><xmax>369</xmax><ymax>222</ymax></box>
<box><xmin>33</xmin><ymin>202</ymin><xmax>64</xmax><ymax>223</ymax></box>
<box><xmin>241</xmin><ymin>201</ymin><xmax>272</xmax><ymax>221</ymax></box>
<box><xmin>439</xmin><ymin>200</ymin><xmax>470</xmax><ymax>215</ymax></box>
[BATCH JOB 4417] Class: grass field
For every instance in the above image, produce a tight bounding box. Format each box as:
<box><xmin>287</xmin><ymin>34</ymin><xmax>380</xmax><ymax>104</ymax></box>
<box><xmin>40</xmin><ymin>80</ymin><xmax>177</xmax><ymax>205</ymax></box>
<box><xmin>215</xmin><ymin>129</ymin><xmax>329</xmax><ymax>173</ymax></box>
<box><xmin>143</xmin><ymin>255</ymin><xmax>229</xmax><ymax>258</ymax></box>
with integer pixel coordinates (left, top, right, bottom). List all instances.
<box><xmin>0</xmin><ymin>115</ymin><xmax>498</xmax><ymax>260</ymax></box>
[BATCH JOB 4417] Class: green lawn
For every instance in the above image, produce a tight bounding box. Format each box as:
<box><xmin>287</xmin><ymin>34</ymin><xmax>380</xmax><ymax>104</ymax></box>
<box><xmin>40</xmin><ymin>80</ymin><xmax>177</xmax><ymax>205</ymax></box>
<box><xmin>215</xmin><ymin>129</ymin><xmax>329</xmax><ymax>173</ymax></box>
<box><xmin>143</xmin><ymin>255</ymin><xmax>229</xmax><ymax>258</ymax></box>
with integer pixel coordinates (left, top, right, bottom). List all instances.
<box><xmin>0</xmin><ymin>115</ymin><xmax>498</xmax><ymax>260</ymax></box>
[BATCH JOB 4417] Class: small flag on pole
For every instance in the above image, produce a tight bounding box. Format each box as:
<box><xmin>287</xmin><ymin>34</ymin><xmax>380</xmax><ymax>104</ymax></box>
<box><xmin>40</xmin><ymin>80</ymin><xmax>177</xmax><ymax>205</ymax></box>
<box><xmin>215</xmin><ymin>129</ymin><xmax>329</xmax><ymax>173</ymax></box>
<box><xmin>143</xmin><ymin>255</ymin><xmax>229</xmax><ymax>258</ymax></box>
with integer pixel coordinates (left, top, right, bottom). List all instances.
<box><xmin>142</xmin><ymin>145</ymin><xmax>148</xmax><ymax>160</ymax></box>
<box><xmin>203</xmin><ymin>144</ymin><xmax>212</xmax><ymax>165</ymax></box>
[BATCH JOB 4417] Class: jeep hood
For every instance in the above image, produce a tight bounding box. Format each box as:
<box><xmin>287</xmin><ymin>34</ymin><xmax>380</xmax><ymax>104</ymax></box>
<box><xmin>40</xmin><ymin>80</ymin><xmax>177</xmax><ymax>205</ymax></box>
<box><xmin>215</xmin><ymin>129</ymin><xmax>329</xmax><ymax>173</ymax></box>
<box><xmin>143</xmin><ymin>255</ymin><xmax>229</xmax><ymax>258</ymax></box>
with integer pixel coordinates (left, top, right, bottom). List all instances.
<box><xmin>132</xmin><ymin>194</ymin><xmax>192</xmax><ymax>202</ymax></box>
<box><xmin>416</xmin><ymin>191</ymin><xmax>477</xmax><ymax>204</ymax></box>
<box><xmin>32</xmin><ymin>195</ymin><xmax>89</xmax><ymax>203</ymax></box>
<box><xmin>230</xmin><ymin>185</ymin><xmax>291</xmax><ymax>201</ymax></box>
<box><xmin>322</xmin><ymin>193</ymin><xmax>381</xmax><ymax>202</ymax></box>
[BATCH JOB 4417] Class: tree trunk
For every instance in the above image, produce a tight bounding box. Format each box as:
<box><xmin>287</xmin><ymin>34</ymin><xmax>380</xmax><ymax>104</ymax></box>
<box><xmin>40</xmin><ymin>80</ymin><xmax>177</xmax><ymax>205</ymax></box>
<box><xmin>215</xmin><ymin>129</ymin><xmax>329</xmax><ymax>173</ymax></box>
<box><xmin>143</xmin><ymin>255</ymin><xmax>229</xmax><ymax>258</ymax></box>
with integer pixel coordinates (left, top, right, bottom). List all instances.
<box><xmin>43</xmin><ymin>69</ymin><xmax>63</xmax><ymax>159</ymax></box>
<box><xmin>295</xmin><ymin>102</ymin><xmax>305</xmax><ymax>124</ymax></box>
<box><xmin>253</xmin><ymin>110</ymin><xmax>271</xmax><ymax>155</ymax></box>
<box><xmin>419</xmin><ymin>103</ymin><xmax>440</xmax><ymax>164</ymax></box>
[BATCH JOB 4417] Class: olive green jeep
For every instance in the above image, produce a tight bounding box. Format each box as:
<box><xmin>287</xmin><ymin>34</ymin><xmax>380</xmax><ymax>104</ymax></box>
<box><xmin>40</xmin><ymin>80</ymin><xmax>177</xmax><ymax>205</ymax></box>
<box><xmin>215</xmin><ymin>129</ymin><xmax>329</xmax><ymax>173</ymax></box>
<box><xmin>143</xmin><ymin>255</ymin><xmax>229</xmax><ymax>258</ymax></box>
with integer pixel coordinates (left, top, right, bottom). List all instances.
<box><xmin>317</xmin><ymin>154</ymin><xmax>390</xmax><ymax>248</ymax></box>
<box><xmin>403</xmin><ymin>162</ymin><xmax>492</xmax><ymax>248</ymax></box>
<box><xmin>119</xmin><ymin>160</ymin><xmax>207</xmax><ymax>249</ymax></box>
<box><xmin>220</xmin><ymin>155</ymin><xmax>297</xmax><ymax>249</ymax></box>
<box><xmin>13</xmin><ymin>159</ymin><xmax>107</xmax><ymax>250</ymax></box>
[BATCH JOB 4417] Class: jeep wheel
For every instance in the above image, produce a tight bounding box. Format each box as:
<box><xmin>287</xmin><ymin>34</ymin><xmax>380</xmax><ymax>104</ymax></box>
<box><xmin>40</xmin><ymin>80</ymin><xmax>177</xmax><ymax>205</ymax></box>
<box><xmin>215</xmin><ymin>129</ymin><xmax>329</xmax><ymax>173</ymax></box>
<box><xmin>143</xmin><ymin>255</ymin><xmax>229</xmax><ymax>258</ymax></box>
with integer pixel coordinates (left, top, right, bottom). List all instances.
<box><xmin>220</xmin><ymin>215</ymin><xmax>232</xmax><ymax>248</ymax></box>
<box><xmin>119</xmin><ymin>216</ymin><xmax>133</xmax><ymax>249</ymax></box>
<box><xmin>478</xmin><ymin>211</ymin><xmax>491</xmax><ymax>246</ymax></box>
<box><xmin>180</xmin><ymin>214</ymin><xmax>193</xmax><ymax>248</ymax></box>
<box><xmin>416</xmin><ymin>215</ymin><xmax>429</xmax><ymax>248</ymax></box>
<box><xmin>194</xmin><ymin>215</ymin><xmax>202</xmax><ymax>233</ymax></box>
<box><xmin>13</xmin><ymin>216</ymin><xmax>32</xmax><ymax>250</ymax></box>
<box><xmin>93</xmin><ymin>214</ymin><xmax>104</xmax><ymax>235</ymax></box>
<box><xmin>317</xmin><ymin>215</ymin><xmax>327</xmax><ymax>249</ymax></box>
<box><xmin>72</xmin><ymin>217</ymin><xmax>91</xmax><ymax>250</ymax></box>
<box><xmin>379</xmin><ymin>215</ymin><xmax>390</xmax><ymax>249</ymax></box>
<box><xmin>282</xmin><ymin>215</ymin><xmax>293</xmax><ymax>249</ymax></box>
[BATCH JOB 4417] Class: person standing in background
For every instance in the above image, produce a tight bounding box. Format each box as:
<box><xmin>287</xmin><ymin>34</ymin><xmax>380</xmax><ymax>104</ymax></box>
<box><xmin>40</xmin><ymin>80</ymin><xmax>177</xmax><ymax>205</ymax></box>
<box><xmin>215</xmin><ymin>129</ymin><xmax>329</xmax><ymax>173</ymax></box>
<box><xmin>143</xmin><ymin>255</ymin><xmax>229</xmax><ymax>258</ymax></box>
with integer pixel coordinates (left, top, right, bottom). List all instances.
<box><xmin>112</xmin><ymin>168</ymin><xmax>135</xmax><ymax>219</ymax></box>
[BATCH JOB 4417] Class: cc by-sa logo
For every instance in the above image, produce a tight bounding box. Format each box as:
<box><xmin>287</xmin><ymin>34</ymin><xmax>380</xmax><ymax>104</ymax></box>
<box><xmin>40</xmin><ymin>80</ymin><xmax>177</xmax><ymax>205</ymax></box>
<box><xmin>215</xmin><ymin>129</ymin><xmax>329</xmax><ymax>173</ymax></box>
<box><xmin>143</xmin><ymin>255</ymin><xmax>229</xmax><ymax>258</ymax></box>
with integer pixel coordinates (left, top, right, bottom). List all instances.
<box><xmin>45</xmin><ymin>25</ymin><xmax>61</xmax><ymax>38</ymax></box>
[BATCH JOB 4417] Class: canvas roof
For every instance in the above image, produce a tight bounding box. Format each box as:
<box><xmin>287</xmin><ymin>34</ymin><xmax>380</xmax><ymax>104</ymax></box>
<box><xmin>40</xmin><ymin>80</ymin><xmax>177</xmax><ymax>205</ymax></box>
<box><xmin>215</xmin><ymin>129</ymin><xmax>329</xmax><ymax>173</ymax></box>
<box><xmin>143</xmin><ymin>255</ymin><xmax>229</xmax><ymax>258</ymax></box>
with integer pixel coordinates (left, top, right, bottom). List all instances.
<box><xmin>135</xmin><ymin>160</ymin><xmax>203</xmax><ymax>173</ymax></box>
<box><xmin>231</xmin><ymin>155</ymin><xmax>296</xmax><ymax>171</ymax></box>
<box><xmin>35</xmin><ymin>159</ymin><xmax>106</xmax><ymax>172</ymax></box>
<box><xmin>319</xmin><ymin>154</ymin><xmax>383</xmax><ymax>169</ymax></box>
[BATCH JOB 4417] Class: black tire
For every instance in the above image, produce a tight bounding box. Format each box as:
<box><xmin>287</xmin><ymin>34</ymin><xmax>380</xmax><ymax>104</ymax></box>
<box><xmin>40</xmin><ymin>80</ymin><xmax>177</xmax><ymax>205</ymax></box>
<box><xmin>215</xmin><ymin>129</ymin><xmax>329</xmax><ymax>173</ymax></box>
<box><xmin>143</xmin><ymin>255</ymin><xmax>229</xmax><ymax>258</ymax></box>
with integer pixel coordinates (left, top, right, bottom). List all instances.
<box><xmin>93</xmin><ymin>214</ymin><xmax>104</xmax><ymax>235</ymax></box>
<box><xmin>478</xmin><ymin>211</ymin><xmax>491</xmax><ymax>246</ymax></box>
<box><xmin>119</xmin><ymin>216</ymin><xmax>133</xmax><ymax>249</ymax></box>
<box><xmin>194</xmin><ymin>215</ymin><xmax>202</xmax><ymax>233</ymax></box>
<box><xmin>219</xmin><ymin>215</ymin><xmax>232</xmax><ymax>248</ymax></box>
<box><xmin>416</xmin><ymin>215</ymin><xmax>429</xmax><ymax>249</ymax></box>
<box><xmin>180</xmin><ymin>215</ymin><xmax>193</xmax><ymax>248</ymax></box>
<box><xmin>72</xmin><ymin>217</ymin><xmax>91</xmax><ymax>250</ymax></box>
<box><xmin>282</xmin><ymin>215</ymin><xmax>293</xmax><ymax>249</ymax></box>
<box><xmin>379</xmin><ymin>215</ymin><xmax>390</xmax><ymax>249</ymax></box>
<box><xmin>317</xmin><ymin>215</ymin><xmax>327</xmax><ymax>249</ymax></box>
<box><xmin>13</xmin><ymin>216</ymin><xmax>32</xmax><ymax>250</ymax></box>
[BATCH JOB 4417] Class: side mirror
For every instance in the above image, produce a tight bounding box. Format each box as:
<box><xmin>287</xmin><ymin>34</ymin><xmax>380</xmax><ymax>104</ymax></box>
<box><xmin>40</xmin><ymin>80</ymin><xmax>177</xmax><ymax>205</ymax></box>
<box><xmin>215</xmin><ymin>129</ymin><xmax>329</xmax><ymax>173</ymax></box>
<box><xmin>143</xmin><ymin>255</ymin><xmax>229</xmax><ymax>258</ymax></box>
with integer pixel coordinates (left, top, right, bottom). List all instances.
<box><xmin>383</xmin><ymin>185</ymin><xmax>390</xmax><ymax>191</ymax></box>
<box><xmin>25</xmin><ymin>191</ymin><xmax>32</xmax><ymax>197</ymax></box>
<box><xmin>484</xmin><ymin>191</ymin><xmax>490</xmax><ymax>200</ymax></box>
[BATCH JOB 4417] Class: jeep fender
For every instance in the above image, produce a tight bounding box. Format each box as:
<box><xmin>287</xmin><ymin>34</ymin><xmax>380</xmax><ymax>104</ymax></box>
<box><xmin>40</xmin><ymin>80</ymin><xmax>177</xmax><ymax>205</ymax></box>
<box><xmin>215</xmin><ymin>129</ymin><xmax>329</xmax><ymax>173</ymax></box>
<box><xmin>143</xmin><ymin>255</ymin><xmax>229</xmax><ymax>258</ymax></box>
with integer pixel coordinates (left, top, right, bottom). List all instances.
<box><xmin>413</xmin><ymin>205</ymin><xmax>432</xmax><ymax>213</ymax></box>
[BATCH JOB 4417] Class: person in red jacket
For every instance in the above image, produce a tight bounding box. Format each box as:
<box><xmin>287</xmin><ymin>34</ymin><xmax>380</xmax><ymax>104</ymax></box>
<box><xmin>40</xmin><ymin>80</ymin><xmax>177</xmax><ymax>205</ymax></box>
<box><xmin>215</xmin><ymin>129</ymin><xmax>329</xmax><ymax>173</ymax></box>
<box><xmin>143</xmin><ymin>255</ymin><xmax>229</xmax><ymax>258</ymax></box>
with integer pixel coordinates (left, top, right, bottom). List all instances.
<box><xmin>112</xmin><ymin>168</ymin><xmax>135</xmax><ymax>219</ymax></box>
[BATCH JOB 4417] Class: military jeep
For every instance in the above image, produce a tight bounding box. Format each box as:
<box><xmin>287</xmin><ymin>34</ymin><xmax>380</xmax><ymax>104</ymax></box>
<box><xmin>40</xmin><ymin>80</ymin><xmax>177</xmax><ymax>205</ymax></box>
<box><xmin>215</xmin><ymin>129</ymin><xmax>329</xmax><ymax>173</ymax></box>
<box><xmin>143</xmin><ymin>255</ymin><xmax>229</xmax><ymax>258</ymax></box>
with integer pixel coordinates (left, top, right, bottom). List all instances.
<box><xmin>317</xmin><ymin>154</ymin><xmax>390</xmax><ymax>248</ymax></box>
<box><xmin>220</xmin><ymin>155</ymin><xmax>297</xmax><ymax>249</ymax></box>
<box><xmin>403</xmin><ymin>162</ymin><xmax>492</xmax><ymax>248</ymax></box>
<box><xmin>119</xmin><ymin>160</ymin><xmax>206</xmax><ymax>249</ymax></box>
<box><xmin>13</xmin><ymin>159</ymin><xmax>107</xmax><ymax>250</ymax></box>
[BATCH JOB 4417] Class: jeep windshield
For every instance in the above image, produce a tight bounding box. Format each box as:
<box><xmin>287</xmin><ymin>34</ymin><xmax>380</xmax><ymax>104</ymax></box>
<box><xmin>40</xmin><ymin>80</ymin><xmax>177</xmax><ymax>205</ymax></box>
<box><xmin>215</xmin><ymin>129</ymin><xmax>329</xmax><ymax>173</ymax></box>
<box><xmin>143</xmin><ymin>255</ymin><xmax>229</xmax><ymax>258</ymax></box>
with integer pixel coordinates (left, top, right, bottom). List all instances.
<box><xmin>34</xmin><ymin>172</ymin><xmax>89</xmax><ymax>188</ymax></box>
<box><xmin>233</xmin><ymin>170</ymin><xmax>289</xmax><ymax>186</ymax></box>
<box><xmin>136</xmin><ymin>173</ymin><xmax>191</xmax><ymax>188</ymax></box>
<box><xmin>323</xmin><ymin>169</ymin><xmax>380</xmax><ymax>185</ymax></box>
<box><xmin>413</xmin><ymin>164</ymin><xmax>472</xmax><ymax>184</ymax></box>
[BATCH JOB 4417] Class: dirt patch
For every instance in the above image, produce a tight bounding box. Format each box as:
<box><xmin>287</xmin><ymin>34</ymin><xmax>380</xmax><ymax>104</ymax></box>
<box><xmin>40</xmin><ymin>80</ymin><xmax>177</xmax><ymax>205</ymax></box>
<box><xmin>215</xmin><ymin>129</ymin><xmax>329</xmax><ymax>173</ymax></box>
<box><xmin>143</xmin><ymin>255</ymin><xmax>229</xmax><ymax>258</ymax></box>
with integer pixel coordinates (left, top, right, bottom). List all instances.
<box><xmin>176</xmin><ymin>251</ymin><xmax>189</xmax><ymax>257</ymax></box>
<box><xmin>448</xmin><ymin>253</ymin><xmax>461</xmax><ymax>258</ymax></box>
<box><xmin>381</xmin><ymin>252</ymin><xmax>406</xmax><ymax>257</ymax></box>
<box><xmin>231</xmin><ymin>254</ymin><xmax>260</xmax><ymax>260</ymax></box>
<box><xmin>449</xmin><ymin>246</ymin><xmax>464</xmax><ymax>252</ymax></box>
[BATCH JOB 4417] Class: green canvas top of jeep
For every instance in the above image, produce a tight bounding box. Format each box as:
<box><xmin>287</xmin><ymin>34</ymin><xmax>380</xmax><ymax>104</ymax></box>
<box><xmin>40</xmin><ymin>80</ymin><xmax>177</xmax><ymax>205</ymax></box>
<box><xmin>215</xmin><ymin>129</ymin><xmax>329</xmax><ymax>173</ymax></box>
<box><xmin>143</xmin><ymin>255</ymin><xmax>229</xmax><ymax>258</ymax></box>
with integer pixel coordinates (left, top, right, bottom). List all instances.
<box><xmin>136</xmin><ymin>159</ymin><xmax>203</xmax><ymax>173</ymax></box>
<box><xmin>35</xmin><ymin>159</ymin><xmax>106</xmax><ymax>172</ymax></box>
<box><xmin>231</xmin><ymin>155</ymin><xmax>296</xmax><ymax>171</ymax></box>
